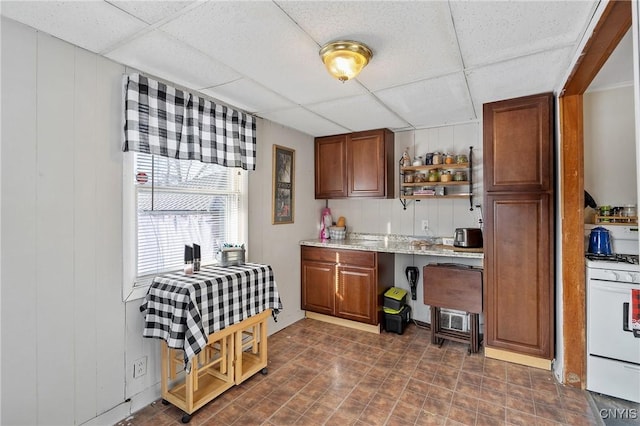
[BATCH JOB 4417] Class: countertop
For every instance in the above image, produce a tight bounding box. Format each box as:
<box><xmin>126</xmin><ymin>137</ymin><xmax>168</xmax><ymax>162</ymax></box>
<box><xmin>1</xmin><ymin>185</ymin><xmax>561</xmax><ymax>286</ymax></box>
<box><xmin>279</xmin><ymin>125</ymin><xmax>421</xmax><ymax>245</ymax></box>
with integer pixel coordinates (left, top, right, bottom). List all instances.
<box><xmin>300</xmin><ymin>233</ymin><xmax>484</xmax><ymax>259</ymax></box>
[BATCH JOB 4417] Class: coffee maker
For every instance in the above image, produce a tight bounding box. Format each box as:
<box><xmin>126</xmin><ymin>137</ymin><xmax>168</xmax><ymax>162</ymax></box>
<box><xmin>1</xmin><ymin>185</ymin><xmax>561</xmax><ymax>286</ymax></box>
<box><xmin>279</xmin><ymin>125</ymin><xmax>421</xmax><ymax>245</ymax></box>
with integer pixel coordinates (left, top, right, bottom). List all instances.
<box><xmin>405</xmin><ymin>266</ymin><xmax>419</xmax><ymax>300</ymax></box>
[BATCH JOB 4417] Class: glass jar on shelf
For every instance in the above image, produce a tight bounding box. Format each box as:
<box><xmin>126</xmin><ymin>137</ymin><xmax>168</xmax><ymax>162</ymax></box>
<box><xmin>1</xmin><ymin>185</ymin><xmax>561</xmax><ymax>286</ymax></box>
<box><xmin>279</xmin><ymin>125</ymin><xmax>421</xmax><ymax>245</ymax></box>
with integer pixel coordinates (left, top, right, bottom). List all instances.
<box><xmin>427</xmin><ymin>170</ymin><xmax>440</xmax><ymax>182</ymax></box>
<box><xmin>453</xmin><ymin>171</ymin><xmax>467</xmax><ymax>181</ymax></box>
<box><xmin>432</xmin><ymin>152</ymin><xmax>442</xmax><ymax>165</ymax></box>
<box><xmin>445</xmin><ymin>153</ymin><xmax>455</xmax><ymax>165</ymax></box>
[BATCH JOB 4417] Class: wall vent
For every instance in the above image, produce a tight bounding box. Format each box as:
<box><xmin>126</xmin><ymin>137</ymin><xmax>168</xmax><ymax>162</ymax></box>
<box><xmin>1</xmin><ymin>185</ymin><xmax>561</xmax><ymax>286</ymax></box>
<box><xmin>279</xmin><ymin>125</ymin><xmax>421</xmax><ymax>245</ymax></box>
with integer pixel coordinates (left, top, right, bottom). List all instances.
<box><xmin>439</xmin><ymin>310</ymin><xmax>468</xmax><ymax>332</ymax></box>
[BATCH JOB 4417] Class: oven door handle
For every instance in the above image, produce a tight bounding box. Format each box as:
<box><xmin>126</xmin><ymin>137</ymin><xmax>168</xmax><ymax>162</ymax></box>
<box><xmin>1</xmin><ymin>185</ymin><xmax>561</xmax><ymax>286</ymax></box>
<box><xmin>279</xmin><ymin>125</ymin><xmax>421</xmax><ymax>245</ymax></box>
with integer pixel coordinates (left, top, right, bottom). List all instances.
<box><xmin>623</xmin><ymin>302</ymin><xmax>640</xmax><ymax>337</ymax></box>
<box><xmin>623</xmin><ymin>302</ymin><xmax>631</xmax><ymax>332</ymax></box>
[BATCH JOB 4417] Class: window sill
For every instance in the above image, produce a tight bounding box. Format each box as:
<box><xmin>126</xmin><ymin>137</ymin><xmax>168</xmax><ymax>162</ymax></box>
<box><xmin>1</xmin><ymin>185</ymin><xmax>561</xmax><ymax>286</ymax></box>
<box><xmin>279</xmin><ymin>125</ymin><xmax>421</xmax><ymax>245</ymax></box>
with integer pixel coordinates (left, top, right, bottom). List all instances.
<box><xmin>125</xmin><ymin>284</ymin><xmax>151</xmax><ymax>302</ymax></box>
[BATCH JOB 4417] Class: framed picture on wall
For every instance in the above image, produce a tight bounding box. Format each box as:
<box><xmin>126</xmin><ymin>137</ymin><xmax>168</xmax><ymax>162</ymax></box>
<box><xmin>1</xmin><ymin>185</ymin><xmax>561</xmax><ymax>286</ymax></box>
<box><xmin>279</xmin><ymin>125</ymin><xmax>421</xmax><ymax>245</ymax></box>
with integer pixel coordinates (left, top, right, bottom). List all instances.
<box><xmin>272</xmin><ymin>145</ymin><xmax>295</xmax><ymax>224</ymax></box>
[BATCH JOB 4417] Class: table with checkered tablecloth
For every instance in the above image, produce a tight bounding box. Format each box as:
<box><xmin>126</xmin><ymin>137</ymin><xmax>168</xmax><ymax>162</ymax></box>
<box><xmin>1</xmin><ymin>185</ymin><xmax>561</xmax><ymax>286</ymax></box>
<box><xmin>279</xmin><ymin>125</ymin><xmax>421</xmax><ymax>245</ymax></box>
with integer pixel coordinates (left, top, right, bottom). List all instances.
<box><xmin>140</xmin><ymin>263</ymin><xmax>282</xmax><ymax>365</ymax></box>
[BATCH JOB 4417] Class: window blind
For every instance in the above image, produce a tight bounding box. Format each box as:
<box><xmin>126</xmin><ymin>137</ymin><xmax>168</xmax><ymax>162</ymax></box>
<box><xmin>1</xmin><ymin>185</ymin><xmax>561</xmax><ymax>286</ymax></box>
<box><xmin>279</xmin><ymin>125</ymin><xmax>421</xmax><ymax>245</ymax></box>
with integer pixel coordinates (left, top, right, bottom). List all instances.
<box><xmin>134</xmin><ymin>152</ymin><xmax>242</xmax><ymax>279</ymax></box>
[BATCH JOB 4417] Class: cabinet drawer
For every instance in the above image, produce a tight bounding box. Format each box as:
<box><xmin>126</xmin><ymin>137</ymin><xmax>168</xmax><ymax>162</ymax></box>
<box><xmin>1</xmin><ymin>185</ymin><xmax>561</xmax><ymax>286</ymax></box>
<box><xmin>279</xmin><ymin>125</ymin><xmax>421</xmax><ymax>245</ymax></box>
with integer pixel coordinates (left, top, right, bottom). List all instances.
<box><xmin>301</xmin><ymin>246</ymin><xmax>375</xmax><ymax>268</ymax></box>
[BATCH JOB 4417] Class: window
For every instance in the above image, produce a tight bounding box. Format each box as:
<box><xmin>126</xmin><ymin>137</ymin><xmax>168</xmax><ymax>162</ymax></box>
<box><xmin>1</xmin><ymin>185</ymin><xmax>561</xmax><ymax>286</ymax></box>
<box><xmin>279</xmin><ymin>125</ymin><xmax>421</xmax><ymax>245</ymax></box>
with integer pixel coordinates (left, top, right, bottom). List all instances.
<box><xmin>123</xmin><ymin>152</ymin><xmax>247</xmax><ymax>301</ymax></box>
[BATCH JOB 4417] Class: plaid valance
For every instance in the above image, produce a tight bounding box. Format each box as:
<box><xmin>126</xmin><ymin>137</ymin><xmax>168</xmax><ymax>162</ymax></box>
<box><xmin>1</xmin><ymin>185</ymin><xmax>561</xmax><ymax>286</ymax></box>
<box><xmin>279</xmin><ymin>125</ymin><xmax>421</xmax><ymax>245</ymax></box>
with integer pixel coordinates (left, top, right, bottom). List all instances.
<box><xmin>123</xmin><ymin>73</ymin><xmax>256</xmax><ymax>171</ymax></box>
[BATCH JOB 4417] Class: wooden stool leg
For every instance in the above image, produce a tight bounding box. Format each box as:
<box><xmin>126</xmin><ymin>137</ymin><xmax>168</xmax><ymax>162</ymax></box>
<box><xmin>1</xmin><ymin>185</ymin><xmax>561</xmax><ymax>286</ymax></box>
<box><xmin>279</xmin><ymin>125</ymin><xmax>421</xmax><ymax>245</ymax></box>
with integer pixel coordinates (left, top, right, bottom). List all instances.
<box><xmin>259</xmin><ymin>320</ymin><xmax>267</xmax><ymax>366</ymax></box>
<box><xmin>185</xmin><ymin>362</ymin><xmax>195</xmax><ymax>413</ymax></box>
<box><xmin>470</xmin><ymin>313</ymin><xmax>480</xmax><ymax>353</ymax></box>
<box><xmin>431</xmin><ymin>307</ymin><xmax>441</xmax><ymax>345</ymax></box>
<box><xmin>161</xmin><ymin>342</ymin><xmax>169</xmax><ymax>397</ymax></box>
<box><xmin>221</xmin><ymin>337</ymin><xmax>227</xmax><ymax>374</ymax></box>
<box><xmin>252</xmin><ymin>325</ymin><xmax>259</xmax><ymax>354</ymax></box>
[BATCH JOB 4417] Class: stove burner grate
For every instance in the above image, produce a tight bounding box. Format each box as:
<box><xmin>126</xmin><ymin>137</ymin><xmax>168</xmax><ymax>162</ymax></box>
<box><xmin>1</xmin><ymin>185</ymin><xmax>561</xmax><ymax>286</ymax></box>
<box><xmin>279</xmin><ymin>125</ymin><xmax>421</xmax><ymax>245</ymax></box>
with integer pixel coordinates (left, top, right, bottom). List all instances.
<box><xmin>586</xmin><ymin>253</ymin><xmax>639</xmax><ymax>264</ymax></box>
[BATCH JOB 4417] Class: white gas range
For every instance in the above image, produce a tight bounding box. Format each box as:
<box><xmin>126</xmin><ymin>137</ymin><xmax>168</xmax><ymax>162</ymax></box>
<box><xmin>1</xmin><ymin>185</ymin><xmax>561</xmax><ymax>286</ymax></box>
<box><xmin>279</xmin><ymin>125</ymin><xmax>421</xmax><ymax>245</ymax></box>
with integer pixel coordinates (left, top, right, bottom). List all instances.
<box><xmin>585</xmin><ymin>224</ymin><xmax>640</xmax><ymax>403</ymax></box>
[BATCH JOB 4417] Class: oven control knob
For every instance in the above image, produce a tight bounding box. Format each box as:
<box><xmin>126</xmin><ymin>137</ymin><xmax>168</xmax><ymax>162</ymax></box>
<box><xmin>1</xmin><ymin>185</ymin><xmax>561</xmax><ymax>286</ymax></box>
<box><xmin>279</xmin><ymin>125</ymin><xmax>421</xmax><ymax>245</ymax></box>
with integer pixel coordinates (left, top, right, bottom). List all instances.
<box><xmin>629</xmin><ymin>273</ymin><xmax>639</xmax><ymax>283</ymax></box>
<box><xmin>608</xmin><ymin>271</ymin><xmax>620</xmax><ymax>281</ymax></box>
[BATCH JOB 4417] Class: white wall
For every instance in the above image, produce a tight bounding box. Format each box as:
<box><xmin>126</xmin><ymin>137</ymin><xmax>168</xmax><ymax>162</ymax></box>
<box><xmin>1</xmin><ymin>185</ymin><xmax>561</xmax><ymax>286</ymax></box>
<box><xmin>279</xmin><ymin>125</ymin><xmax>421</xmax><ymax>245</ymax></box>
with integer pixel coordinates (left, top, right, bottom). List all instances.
<box><xmin>248</xmin><ymin>119</ymin><xmax>321</xmax><ymax>331</ymax></box>
<box><xmin>584</xmin><ymin>85</ymin><xmax>637</xmax><ymax>213</ymax></box>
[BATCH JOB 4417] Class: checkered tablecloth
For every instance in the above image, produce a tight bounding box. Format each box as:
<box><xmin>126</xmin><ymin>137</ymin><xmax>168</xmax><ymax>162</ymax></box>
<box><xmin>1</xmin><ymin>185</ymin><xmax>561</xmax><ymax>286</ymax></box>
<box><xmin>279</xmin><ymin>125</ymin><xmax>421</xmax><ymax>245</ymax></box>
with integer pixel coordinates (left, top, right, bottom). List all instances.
<box><xmin>141</xmin><ymin>263</ymin><xmax>282</xmax><ymax>364</ymax></box>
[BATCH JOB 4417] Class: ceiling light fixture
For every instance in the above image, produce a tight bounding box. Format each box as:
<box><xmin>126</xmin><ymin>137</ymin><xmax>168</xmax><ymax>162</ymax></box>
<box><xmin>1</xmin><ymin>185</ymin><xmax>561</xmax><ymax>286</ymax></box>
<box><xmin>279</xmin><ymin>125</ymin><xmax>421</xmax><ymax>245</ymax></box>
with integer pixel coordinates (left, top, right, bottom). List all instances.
<box><xmin>319</xmin><ymin>40</ymin><xmax>372</xmax><ymax>82</ymax></box>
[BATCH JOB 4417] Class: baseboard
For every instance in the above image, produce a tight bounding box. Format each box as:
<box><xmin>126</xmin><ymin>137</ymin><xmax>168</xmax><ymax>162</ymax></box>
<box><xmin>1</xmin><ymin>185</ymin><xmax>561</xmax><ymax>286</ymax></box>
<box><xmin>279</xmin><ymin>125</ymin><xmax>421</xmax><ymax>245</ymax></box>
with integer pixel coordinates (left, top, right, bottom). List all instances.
<box><xmin>80</xmin><ymin>383</ymin><xmax>161</xmax><ymax>426</ymax></box>
<box><xmin>484</xmin><ymin>346</ymin><xmax>552</xmax><ymax>370</ymax></box>
<box><xmin>304</xmin><ymin>312</ymin><xmax>380</xmax><ymax>334</ymax></box>
<box><xmin>80</xmin><ymin>402</ymin><xmax>131</xmax><ymax>426</ymax></box>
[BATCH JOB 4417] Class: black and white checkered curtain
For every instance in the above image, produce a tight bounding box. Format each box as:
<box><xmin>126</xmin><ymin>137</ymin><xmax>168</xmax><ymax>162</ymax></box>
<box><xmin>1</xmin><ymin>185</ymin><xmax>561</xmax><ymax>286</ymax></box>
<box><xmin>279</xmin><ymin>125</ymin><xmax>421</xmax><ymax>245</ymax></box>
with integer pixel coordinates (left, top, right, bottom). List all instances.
<box><xmin>123</xmin><ymin>73</ymin><xmax>256</xmax><ymax>171</ymax></box>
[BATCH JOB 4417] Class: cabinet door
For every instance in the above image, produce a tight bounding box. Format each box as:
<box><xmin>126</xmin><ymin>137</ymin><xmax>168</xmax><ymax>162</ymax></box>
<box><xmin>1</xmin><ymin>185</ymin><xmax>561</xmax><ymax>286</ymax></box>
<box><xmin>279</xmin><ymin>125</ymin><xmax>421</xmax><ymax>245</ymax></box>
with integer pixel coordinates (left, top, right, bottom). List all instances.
<box><xmin>301</xmin><ymin>260</ymin><xmax>335</xmax><ymax>315</ymax></box>
<box><xmin>484</xmin><ymin>192</ymin><xmax>554</xmax><ymax>359</ymax></box>
<box><xmin>347</xmin><ymin>129</ymin><xmax>393</xmax><ymax>198</ymax></box>
<box><xmin>336</xmin><ymin>265</ymin><xmax>377</xmax><ymax>324</ymax></box>
<box><xmin>315</xmin><ymin>135</ymin><xmax>347</xmax><ymax>198</ymax></box>
<box><xmin>483</xmin><ymin>93</ymin><xmax>553</xmax><ymax>192</ymax></box>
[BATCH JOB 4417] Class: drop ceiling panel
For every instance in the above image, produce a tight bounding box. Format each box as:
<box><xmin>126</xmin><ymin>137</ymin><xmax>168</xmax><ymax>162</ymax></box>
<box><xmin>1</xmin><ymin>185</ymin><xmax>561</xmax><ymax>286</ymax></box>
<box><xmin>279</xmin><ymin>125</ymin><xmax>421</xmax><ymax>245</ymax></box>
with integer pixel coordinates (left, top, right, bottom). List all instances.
<box><xmin>0</xmin><ymin>1</ymin><xmax>618</xmax><ymax>137</ymax></box>
<box><xmin>1</xmin><ymin>1</ymin><xmax>146</xmax><ymax>54</ymax></box>
<box><xmin>107</xmin><ymin>1</ymin><xmax>197</xmax><ymax>25</ymax></box>
<box><xmin>306</xmin><ymin>94</ymin><xmax>409</xmax><ymax>132</ymax></box>
<box><xmin>201</xmin><ymin>79</ymin><xmax>294</xmax><ymax>114</ymax></box>
<box><xmin>450</xmin><ymin>0</ymin><xmax>597</xmax><ymax>67</ymax></box>
<box><xmin>105</xmin><ymin>30</ymin><xmax>240</xmax><ymax>90</ymax></box>
<box><xmin>466</xmin><ymin>47</ymin><xmax>573</xmax><ymax>112</ymax></box>
<box><xmin>259</xmin><ymin>108</ymin><xmax>349</xmax><ymax>137</ymax></box>
<box><xmin>375</xmin><ymin>72</ymin><xmax>476</xmax><ymax>128</ymax></box>
<box><xmin>278</xmin><ymin>1</ymin><xmax>462</xmax><ymax>91</ymax></box>
<box><xmin>159</xmin><ymin>1</ymin><xmax>365</xmax><ymax>106</ymax></box>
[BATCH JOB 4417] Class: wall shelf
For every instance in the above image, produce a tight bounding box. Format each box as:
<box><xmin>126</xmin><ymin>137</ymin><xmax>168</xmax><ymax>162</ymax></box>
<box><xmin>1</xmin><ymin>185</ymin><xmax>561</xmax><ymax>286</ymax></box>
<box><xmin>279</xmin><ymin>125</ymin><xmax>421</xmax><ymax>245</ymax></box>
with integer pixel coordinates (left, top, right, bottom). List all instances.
<box><xmin>399</xmin><ymin>147</ymin><xmax>474</xmax><ymax>210</ymax></box>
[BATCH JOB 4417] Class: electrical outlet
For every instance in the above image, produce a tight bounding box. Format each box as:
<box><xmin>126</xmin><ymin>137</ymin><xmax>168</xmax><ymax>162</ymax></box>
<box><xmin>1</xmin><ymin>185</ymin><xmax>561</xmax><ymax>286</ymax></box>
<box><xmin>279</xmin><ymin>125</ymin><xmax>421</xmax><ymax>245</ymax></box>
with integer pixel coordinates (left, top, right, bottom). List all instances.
<box><xmin>421</xmin><ymin>220</ymin><xmax>429</xmax><ymax>232</ymax></box>
<box><xmin>133</xmin><ymin>356</ymin><xmax>147</xmax><ymax>378</ymax></box>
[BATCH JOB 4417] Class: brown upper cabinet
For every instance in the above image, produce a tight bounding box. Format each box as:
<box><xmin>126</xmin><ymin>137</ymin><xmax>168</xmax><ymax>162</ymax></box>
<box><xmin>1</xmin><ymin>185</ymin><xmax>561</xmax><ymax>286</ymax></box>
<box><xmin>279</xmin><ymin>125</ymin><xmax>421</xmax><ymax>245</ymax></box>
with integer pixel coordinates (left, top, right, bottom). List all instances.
<box><xmin>483</xmin><ymin>94</ymin><xmax>553</xmax><ymax>192</ymax></box>
<box><xmin>315</xmin><ymin>129</ymin><xmax>395</xmax><ymax>199</ymax></box>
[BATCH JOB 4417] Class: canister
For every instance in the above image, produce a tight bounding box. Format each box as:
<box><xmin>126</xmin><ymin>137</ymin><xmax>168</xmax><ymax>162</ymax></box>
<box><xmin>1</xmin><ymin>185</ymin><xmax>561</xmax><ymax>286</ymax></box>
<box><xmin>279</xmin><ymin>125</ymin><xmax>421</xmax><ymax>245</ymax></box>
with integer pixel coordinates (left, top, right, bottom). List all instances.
<box><xmin>445</xmin><ymin>153</ymin><xmax>455</xmax><ymax>164</ymax></box>
<box><xmin>456</xmin><ymin>154</ymin><xmax>468</xmax><ymax>164</ymax></box>
<box><xmin>453</xmin><ymin>171</ymin><xmax>467</xmax><ymax>181</ymax></box>
<box><xmin>623</xmin><ymin>204</ymin><xmax>637</xmax><ymax>217</ymax></box>
<box><xmin>425</xmin><ymin>153</ymin><xmax>434</xmax><ymax>165</ymax></box>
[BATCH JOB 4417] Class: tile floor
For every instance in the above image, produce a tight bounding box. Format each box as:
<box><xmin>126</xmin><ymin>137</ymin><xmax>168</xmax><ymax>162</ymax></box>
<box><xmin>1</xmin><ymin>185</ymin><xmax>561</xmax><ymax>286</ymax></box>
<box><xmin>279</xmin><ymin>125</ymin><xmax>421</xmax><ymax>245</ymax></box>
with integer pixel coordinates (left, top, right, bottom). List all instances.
<box><xmin>117</xmin><ymin>318</ymin><xmax>602</xmax><ymax>426</ymax></box>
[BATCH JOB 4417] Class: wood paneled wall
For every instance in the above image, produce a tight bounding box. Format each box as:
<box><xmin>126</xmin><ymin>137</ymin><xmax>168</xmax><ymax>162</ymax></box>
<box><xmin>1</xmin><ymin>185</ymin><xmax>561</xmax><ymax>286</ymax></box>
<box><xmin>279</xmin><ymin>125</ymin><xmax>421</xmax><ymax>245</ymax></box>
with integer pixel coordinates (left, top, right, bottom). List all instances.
<box><xmin>2</xmin><ymin>19</ymin><xmax>126</xmax><ymax>424</ymax></box>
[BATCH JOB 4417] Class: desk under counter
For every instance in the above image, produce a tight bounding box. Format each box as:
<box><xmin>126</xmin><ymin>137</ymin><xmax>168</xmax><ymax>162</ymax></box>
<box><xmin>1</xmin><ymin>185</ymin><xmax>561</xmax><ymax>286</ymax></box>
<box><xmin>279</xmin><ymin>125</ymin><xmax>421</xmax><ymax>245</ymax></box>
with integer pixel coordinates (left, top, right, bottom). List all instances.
<box><xmin>300</xmin><ymin>233</ymin><xmax>483</xmax><ymax>351</ymax></box>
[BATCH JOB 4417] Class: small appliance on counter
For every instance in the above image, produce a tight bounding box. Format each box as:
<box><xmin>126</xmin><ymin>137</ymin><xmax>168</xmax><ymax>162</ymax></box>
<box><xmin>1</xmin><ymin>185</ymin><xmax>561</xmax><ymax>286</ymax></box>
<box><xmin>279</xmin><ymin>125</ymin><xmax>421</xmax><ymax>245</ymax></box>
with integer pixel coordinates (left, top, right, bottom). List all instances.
<box><xmin>453</xmin><ymin>228</ymin><xmax>483</xmax><ymax>248</ymax></box>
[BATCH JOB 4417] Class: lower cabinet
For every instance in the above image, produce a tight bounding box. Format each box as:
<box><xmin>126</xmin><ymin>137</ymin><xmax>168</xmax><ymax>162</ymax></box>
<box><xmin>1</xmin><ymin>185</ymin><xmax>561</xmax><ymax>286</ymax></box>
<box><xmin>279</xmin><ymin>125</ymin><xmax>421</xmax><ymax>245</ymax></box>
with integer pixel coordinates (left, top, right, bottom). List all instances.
<box><xmin>301</xmin><ymin>246</ymin><xmax>394</xmax><ymax>325</ymax></box>
<box><xmin>484</xmin><ymin>192</ymin><xmax>554</xmax><ymax>360</ymax></box>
